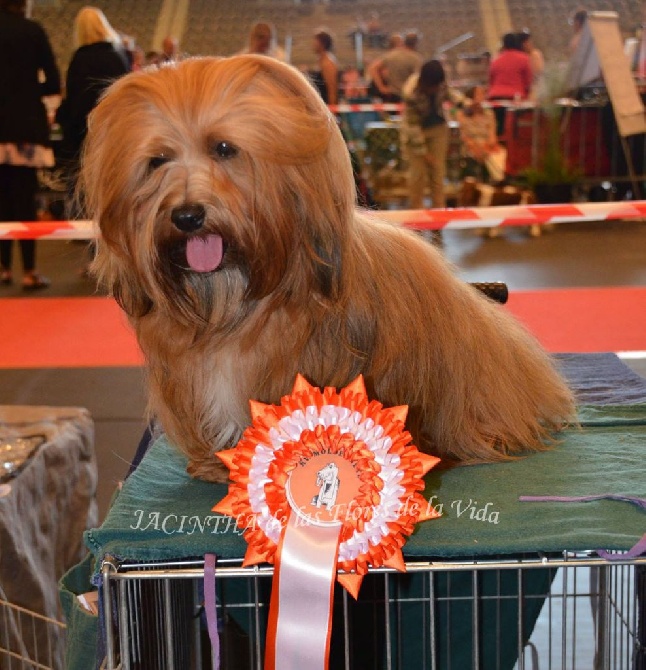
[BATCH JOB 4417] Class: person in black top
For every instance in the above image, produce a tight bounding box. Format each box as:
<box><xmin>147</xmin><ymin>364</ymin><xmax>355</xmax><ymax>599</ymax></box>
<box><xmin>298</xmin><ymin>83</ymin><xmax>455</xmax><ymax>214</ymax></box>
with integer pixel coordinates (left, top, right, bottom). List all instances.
<box><xmin>310</xmin><ymin>30</ymin><xmax>339</xmax><ymax>105</ymax></box>
<box><xmin>400</xmin><ymin>59</ymin><xmax>463</xmax><ymax>212</ymax></box>
<box><xmin>56</xmin><ymin>6</ymin><xmax>129</xmax><ymax>220</ymax></box>
<box><xmin>0</xmin><ymin>0</ymin><xmax>60</xmax><ymax>289</ymax></box>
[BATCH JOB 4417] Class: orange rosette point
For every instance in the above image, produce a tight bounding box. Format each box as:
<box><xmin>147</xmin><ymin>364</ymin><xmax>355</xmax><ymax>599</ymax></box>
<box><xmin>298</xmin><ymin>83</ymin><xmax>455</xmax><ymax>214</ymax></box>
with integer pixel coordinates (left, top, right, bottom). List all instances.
<box><xmin>212</xmin><ymin>374</ymin><xmax>441</xmax><ymax>596</ymax></box>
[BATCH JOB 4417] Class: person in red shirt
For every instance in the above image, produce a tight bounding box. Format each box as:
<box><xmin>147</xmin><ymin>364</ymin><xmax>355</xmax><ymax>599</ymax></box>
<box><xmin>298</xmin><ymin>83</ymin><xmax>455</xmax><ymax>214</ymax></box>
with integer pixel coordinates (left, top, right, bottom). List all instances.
<box><xmin>487</xmin><ymin>33</ymin><xmax>532</xmax><ymax>137</ymax></box>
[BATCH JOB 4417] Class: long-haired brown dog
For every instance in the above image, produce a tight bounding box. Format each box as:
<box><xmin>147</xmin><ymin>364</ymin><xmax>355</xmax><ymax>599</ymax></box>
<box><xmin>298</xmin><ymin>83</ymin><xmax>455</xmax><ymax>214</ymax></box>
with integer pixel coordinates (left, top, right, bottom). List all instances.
<box><xmin>81</xmin><ymin>55</ymin><xmax>574</xmax><ymax>482</ymax></box>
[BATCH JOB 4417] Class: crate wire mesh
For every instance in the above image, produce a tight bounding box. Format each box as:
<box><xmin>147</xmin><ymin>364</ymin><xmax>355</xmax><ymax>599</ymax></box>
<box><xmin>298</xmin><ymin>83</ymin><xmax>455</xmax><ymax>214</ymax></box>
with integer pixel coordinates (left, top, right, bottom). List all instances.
<box><xmin>100</xmin><ymin>552</ymin><xmax>646</xmax><ymax>670</ymax></box>
<box><xmin>0</xmin><ymin>584</ymin><xmax>67</xmax><ymax>670</ymax></box>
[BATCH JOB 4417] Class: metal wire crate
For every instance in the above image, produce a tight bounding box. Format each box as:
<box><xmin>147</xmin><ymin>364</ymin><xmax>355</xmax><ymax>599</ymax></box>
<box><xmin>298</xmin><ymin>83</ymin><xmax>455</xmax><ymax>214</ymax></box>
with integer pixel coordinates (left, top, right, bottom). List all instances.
<box><xmin>100</xmin><ymin>552</ymin><xmax>646</xmax><ymax>670</ymax></box>
<box><xmin>0</xmin><ymin>585</ymin><xmax>67</xmax><ymax>670</ymax></box>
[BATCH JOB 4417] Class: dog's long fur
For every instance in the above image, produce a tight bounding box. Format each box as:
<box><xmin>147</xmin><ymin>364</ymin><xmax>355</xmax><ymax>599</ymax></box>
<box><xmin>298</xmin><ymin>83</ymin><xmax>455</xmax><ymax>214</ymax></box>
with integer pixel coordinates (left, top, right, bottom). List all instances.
<box><xmin>81</xmin><ymin>55</ymin><xmax>575</xmax><ymax>482</ymax></box>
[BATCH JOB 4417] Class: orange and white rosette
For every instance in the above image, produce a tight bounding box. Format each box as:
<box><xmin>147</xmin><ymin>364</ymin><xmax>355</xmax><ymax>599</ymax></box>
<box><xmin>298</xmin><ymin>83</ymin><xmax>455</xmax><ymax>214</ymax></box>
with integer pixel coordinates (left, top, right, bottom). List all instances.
<box><xmin>213</xmin><ymin>375</ymin><xmax>440</xmax><ymax>670</ymax></box>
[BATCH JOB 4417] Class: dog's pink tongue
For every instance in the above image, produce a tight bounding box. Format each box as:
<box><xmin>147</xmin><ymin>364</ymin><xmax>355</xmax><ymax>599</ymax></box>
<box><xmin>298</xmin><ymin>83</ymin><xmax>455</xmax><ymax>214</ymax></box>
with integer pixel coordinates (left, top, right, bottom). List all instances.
<box><xmin>186</xmin><ymin>235</ymin><xmax>223</xmax><ymax>273</ymax></box>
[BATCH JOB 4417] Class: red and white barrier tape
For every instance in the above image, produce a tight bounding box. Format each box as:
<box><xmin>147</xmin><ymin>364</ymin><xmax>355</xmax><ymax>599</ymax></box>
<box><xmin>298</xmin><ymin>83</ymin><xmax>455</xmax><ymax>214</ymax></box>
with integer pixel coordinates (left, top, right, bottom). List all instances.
<box><xmin>0</xmin><ymin>201</ymin><xmax>645</xmax><ymax>240</ymax></box>
<box><xmin>378</xmin><ymin>201</ymin><xmax>646</xmax><ymax>230</ymax></box>
<box><xmin>0</xmin><ymin>219</ymin><xmax>97</xmax><ymax>240</ymax></box>
<box><xmin>328</xmin><ymin>100</ymin><xmax>540</xmax><ymax>114</ymax></box>
<box><xmin>0</xmin><ymin>219</ymin><xmax>96</xmax><ymax>240</ymax></box>
<box><xmin>328</xmin><ymin>102</ymin><xmax>402</xmax><ymax>113</ymax></box>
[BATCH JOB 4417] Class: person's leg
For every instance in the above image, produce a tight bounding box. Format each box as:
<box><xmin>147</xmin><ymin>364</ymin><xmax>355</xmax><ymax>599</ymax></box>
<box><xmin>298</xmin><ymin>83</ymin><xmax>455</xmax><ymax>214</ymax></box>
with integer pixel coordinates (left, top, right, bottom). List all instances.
<box><xmin>10</xmin><ymin>167</ymin><xmax>49</xmax><ymax>288</ymax></box>
<box><xmin>492</xmin><ymin>105</ymin><xmax>507</xmax><ymax>138</ymax></box>
<box><xmin>0</xmin><ymin>241</ymin><xmax>12</xmax><ymax>282</ymax></box>
<box><xmin>425</xmin><ymin>124</ymin><xmax>449</xmax><ymax>209</ymax></box>
<box><xmin>0</xmin><ymin>165</ymin><xmax>14</xmax><ymax>281</ymax></box>
<box><xmin>407</xmin><ymin>152</ymin><xmax>427</xmax><ymax>209</ymax></box>
<box><xmin>20</xmin><ymin>240</ymin><xmax>37</xmax><ymax>274</ymax></box>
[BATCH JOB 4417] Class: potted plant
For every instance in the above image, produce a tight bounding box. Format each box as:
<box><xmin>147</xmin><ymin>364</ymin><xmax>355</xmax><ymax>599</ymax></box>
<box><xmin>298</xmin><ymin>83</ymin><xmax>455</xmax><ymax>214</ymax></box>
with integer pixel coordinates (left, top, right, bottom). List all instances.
<box><xmin>520</xmin><ymin>66</ymin><xmax>582</xmax><ymax>203</ymax></box>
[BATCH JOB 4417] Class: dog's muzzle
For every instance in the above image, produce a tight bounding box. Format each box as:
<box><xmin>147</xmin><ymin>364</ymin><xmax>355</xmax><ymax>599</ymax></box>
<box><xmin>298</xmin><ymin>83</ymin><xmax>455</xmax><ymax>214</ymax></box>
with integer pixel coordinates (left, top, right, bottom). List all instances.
<box><xmin>171</xmin><ymin>204</ymin><xmax>224</xmax><ymax>273</ymax></box>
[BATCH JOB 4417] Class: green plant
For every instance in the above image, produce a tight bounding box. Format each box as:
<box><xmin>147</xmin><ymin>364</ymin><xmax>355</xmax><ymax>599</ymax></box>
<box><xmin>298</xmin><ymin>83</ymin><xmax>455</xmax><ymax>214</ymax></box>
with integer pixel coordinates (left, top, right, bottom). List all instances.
<box><xmin>520</xmin><ymin>66</ymin><xmax>583</xmax><ymax>188</ymax></box>
<box><xmin>522</xmin><ymin>136</ymin><xmax>582</xmax><ymax>187</ymax></box>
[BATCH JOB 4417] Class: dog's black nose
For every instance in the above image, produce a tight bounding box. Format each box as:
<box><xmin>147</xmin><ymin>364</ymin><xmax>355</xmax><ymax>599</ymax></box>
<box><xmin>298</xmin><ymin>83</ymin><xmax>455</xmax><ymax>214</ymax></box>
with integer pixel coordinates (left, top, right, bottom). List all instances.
<box><xmin>171</xmin><ymin>204</ymin><xmax>206</xmax><ymax>233</ymax></box>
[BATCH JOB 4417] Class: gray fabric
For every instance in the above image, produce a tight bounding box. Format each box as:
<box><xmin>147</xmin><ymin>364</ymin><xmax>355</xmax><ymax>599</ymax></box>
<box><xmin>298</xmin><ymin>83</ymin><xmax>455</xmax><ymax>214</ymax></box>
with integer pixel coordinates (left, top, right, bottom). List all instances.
<box><xmin>0</xmin><ymin>406</ymin><xmax>97</xmax><ymax>670</ymax></box>
<box><xmin>555</xmin><ymin>352</ymin><xmax>646</xmax><ymax>405</ymax></box>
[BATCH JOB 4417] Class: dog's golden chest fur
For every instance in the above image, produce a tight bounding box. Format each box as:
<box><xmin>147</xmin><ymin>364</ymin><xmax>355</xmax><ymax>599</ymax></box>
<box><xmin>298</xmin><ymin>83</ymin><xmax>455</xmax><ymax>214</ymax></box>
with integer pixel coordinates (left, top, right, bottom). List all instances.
<box><xmin>81</xmin><ymin>55</ymin><xmax>574</xmax><ymax>482</ymax></box>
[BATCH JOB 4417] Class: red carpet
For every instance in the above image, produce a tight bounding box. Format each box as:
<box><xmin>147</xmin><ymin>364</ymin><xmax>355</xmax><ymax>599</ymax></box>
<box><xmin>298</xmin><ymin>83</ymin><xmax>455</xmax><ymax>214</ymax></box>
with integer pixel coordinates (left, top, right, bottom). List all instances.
<box><xmin>1</xmin><ymin>287</ymin><xmax>645</xmax><ymax>368</ymax></box>
<box><xmin>0</xmin><ymin>297</ymin><xmax>144</xmax><ymax>368</ymax></box>
<box><xmin>506</xmin><ymin>287</ymin><xmax>646</xmax><ymax>354</ymax></box>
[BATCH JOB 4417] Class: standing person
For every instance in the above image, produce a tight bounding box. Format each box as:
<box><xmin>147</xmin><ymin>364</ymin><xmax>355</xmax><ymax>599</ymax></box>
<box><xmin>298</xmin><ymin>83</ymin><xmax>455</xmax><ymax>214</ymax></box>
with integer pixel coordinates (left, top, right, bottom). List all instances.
<box><xmin>517</xmin><ymin>31</ymin><xmax>544</xmax><ymax>97</ymax></box>
<box><xmin>310</xmin><ymin>30</ymin><xmax>339</xmax><ymax>106</ymax></box>
<box><xmin>0</xmin><ymin>0</ymin><xmax>60</xmax><ymax>289</ymax></box>
<box><xmin>400</xmin><ymin>59</ymin><xmax>463</xmax><ymax>224</ymax></box>
<box><xmin>240</xmin><ymin>21</ymin><xmax>286</xmax><ymax>61</ymax></box>
<box><xmin>366</xmin><ymin>33</ymin><xmax>401</xmax><ymax>98</ymax></box>
<box><xmin>487</xmin><ymin>32</ymin><xmax>532</xmax><ymax>137</ymax></box>
<box><xmin>568</xmin><ymin>9</ymin><xmax>587</xmax><ymax>57</ymax></box>
<box><xmin>366</xmin><ymin>12</ymin><xmax>386</xmax><ymax>48</ymax></box>
<box><xmin>161</xmin><ymin>35</ymin><xmax>179</xmax><ymax>62</ymax></box>
<box><xmin>56</xmin><ymin>6</ymin><xmax>129</xmax><ymax>220</ymax></box>
<box><xmin>457</xmin><ymin>85</ymin><xmax>506</xmax><ymax>183</ymax></box>
<box><xmin>368</xmin><ymin>30</ymin><xmax>423</xmax><ymax>102</ymax></box>
<box><xmin>130</xmin><ymin>44</ymin><xmax>146</xmax><ymax>71</ymax></box>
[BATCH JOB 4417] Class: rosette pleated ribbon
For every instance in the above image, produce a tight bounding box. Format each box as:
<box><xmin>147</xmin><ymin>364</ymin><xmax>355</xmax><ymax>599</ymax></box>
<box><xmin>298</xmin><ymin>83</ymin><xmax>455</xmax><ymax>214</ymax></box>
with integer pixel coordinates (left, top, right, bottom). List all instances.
<box><xmin>212</xmin><ymin>374</ymin><xmax>441</xmax><ymax>670</ymax></box>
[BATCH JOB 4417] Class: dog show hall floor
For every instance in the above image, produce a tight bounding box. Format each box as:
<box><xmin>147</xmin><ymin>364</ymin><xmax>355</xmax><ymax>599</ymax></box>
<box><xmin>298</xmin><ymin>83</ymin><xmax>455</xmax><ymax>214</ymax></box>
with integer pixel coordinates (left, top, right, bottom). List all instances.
<box><xmin>1</xmin><ymin>217</ymin><xmax>646</xmax><ymax>520</ymax></box>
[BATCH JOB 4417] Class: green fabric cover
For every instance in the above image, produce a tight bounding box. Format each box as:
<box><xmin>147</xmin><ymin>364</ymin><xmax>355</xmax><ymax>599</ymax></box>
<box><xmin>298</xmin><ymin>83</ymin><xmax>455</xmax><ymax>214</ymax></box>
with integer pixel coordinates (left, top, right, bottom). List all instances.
<box><xmin>85</xmin><ymin>405</ymin><xmax>646</xmax><ymax>567</ymax></box>
<box><xmin>59</xmin><ymin>553</ymin><xmax>99</xmax><ymax>670</ymax></box>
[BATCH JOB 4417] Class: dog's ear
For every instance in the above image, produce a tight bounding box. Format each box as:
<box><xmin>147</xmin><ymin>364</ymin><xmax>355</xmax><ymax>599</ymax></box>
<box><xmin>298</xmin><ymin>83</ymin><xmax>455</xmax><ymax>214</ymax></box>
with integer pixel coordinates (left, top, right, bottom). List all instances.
<box><xmin>90</xmin><ymin>247</ymin><xmax>154</xmax><ymax>319</ymax></box>
<box><xmin>110</xmin><ymin>278</ymin><xmax>154</xmax><ymax>318</ymax></box>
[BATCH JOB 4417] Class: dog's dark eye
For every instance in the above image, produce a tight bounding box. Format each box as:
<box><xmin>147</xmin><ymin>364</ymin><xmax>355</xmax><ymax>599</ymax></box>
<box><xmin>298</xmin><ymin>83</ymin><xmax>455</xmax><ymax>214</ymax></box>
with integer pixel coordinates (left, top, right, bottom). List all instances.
<box><xmin>211</xmin><ymin>141</ymin><xmax>238</xmax><ymax>160</ymax></box>
<box><xmin>148</xmin><ymin>154</ymin><xmax>171</xmax><ymax>171</ymax></box>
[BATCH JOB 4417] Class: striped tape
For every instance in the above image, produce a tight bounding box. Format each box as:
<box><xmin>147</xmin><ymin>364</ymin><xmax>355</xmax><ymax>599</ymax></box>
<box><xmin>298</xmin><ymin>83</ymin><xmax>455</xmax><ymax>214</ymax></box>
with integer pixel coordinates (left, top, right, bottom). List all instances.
<box><xmin>0</xmin><ymin>201</ymin><xmax>645</xmax><ymax>240</ymax></box>
<box><xmin>328</xmin><ymin>100</ymin><xmax>539</xmax><ymax>114</ymax></box>
<box><xmin>328</xmin><ymin>102</ymin><xmax>402</xmax><ymax>113</ymax></box>
<box><xmin>376</xmin><ymin>201</ymin><xmax>646</xmax><ymax>230</ymax></box>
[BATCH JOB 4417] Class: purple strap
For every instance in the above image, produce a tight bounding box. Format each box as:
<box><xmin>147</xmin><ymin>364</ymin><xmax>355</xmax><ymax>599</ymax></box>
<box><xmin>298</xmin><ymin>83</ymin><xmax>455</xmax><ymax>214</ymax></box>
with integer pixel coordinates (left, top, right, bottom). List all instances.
<box><xmin>519</xmin><ymin>494</ymin><xmax>646</xmax><ymax>560</ymax></box>
<box><xmin>596</xmin><ymin>535</ymin><xmax>646</xmax><ymax>560</ymax></box>
<box><xmin>204</xmin><ymin>553</ymin><xmax>220</xmax><ymax>670</ymax></box>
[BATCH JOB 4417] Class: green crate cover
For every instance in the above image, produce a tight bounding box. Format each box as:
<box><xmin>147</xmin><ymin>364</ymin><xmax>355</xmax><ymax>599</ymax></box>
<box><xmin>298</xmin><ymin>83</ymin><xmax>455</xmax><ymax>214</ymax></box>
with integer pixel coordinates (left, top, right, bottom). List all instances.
<box><xmin>59</xmin><ymin>553</ymin><xmax>99</xmax><ymax>670</ymax></box>
<box><xmin>86</xmin><ymin>405</ymin><xmax>646</xmax><ymax>564</ymax></box>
